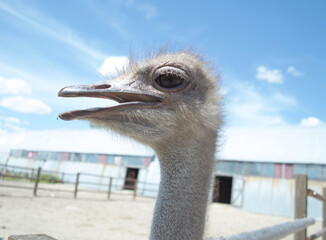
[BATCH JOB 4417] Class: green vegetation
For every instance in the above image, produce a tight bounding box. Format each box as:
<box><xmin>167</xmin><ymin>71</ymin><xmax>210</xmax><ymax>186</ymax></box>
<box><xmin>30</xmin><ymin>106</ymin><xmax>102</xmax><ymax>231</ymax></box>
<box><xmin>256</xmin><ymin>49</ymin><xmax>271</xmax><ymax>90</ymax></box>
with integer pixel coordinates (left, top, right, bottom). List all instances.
<box><xmin>1</xmin><ymin>170</ymin><xmax>29</xmax><ymax>182</ymax></box>
<box><xmin>1</xmin><ymin>169</ymin><xmax>62</xmax><ymax>183</ymax></box>
<box><xmin>39</xmin><ymin>173</ymin><xmax>61</xmax><ymax>183</ymax></box>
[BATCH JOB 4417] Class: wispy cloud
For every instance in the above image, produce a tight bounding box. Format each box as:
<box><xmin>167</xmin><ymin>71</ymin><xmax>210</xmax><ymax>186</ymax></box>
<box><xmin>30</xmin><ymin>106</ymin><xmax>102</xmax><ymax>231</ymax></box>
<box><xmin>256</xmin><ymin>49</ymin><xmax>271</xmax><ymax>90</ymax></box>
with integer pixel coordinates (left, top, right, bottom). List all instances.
<box><xmin>225</xmin><ymin>78</ymin><xmax>297</xmax><ymax>127</ymax></box>
<box><xmin>98</xmin><ymin>56</ymin><xmax>129</xmax><ymax>77</ymax></box>
<box><xmin>273</xmin><ymin>93</ymin><xmax>297</xmax><ymax>106</ymax></box>
<box><xmin>3</xmin><ymin>122</ymin><xmax>25</xmax><ymax>132</ymax></box>
<box><xmin>4</xmin><ymin>116</ymin><xmax>21</xmax><ymax>124</ymax></box>
<box><xmin>136</xmin><ymin>3</ymin><xmax>157</xmax><ymax>20</ymax></box>
<box><xmin>256</xmin><ymin>66</ymin><xmax>283</xmax><ymax>84</ymax></box>
<box><xmin>87</xmin><ymin>0</ymin><xmax>157</xmax><ymax>42</ymax></box>
<box><xmin>0</xmin><ymin>1</ymin><xmax>106</xmax><ymax>61</ymax></box>
<box><xmin>0</xmin><ymin>115</ymin><xmax>27</xmax><ymax>133</ymax></box>
<box><xmin>287</xmin><ymin>66</ymin><xmax>304</xmax><ymax>77</ymax></box>
<box><xmin>124</xmin><ymin>0</ymin><xmax>157</xmax><ymax>20</ymax></box>
<box><xmin>0</xmin><ymin>96</ymin><xmax>51</xmax><ymax>115</ymax></box>
<box><xmin>0</xmin><ymin>76</ymin><xmax>32</xmax><ymax>95</ymax></box>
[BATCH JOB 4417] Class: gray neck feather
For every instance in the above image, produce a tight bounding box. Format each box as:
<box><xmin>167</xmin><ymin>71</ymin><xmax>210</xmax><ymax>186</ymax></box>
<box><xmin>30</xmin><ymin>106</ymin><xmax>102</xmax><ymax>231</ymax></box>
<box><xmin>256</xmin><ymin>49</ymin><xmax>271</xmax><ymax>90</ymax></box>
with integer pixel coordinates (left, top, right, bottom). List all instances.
<box><xmin>150</xmin><ymin>131</ymin><xmax>217</xmax><ymax>240</ymax></box>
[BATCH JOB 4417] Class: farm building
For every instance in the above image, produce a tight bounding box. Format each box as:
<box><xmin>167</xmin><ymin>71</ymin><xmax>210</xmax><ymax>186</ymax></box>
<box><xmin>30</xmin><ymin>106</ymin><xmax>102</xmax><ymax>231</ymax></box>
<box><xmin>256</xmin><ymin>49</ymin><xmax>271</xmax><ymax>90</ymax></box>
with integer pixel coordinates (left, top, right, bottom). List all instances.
<box><xmin>1</xmin><ymin>126</ymin><xmax>326</xmax><ymax>218</ymax></box>
<box><xmin>7</xmin><ymin>148</ymin><xmax>153</xmax><ymax>191</ymax></box>
<box><xmin>212</xmin><ymin>126</ymin><xmax>326</xmax><ymax>219</ymax></box>
<box><xmin>0</xmin><ymin>129</ymin><xmax>156</xmax><ymax>195</ymax></box>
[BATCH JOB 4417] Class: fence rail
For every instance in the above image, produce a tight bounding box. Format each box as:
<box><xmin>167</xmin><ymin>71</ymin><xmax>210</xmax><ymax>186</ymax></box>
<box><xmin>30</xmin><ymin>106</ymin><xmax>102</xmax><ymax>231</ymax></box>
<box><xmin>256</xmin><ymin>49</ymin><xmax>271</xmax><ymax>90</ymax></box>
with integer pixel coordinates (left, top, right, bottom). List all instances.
<box><xmin>207</xmin><ymin>218</ymin><xmax>315</xmax><ymax>240</ymax></box>
<box><xmin>307</xmin><ymin>189</ymin><xmax>326</xmax><ymax>203</ymax></box>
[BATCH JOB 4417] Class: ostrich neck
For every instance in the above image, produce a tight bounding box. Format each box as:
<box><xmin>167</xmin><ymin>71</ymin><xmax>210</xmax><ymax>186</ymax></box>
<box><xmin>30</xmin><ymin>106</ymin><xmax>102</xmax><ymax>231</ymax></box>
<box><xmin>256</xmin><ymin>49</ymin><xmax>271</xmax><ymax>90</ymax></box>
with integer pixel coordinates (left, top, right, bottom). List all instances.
<box><xmin>150</xmin><ymin>131</ymin><xmax>217</xmax><ymax>240</ymax></box>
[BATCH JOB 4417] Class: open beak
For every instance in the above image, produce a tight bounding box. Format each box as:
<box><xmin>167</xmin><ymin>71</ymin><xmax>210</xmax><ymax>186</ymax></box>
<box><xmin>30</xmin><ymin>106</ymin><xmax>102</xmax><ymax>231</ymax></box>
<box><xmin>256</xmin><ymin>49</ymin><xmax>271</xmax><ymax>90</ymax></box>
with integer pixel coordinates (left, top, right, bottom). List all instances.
<box><xmin>58</xmin><ymin>81</ymin><xmax>163</xmax><ymax>121</ymax></box>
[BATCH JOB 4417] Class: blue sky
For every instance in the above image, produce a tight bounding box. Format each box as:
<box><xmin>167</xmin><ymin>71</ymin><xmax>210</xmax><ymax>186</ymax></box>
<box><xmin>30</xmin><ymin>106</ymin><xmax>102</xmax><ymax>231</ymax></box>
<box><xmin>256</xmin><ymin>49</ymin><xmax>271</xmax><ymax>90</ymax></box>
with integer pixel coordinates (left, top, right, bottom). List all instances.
<box><xmin>0</xmin><ymin>0</ymin><xmax>325</xmax><ymax>133</ymax></box>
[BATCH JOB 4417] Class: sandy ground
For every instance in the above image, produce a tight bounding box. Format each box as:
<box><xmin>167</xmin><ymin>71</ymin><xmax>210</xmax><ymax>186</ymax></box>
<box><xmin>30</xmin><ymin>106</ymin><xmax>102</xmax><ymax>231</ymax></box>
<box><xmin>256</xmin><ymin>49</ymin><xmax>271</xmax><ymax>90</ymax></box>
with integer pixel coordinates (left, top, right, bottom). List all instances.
<box><xmin>0</xmin><ymin>180</ymin><xmax>322</xmax><ymax>240</ymax></box>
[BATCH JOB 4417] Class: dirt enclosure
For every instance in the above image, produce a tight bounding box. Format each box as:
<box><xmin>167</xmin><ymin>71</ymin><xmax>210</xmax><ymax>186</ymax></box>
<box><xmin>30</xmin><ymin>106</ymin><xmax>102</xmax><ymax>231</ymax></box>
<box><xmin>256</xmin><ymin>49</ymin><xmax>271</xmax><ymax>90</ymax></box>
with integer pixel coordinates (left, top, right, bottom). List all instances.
<box><xmin>0</xmin><ymin>180</ymin><xmax>322</xmax><ymax>240</ymax></box>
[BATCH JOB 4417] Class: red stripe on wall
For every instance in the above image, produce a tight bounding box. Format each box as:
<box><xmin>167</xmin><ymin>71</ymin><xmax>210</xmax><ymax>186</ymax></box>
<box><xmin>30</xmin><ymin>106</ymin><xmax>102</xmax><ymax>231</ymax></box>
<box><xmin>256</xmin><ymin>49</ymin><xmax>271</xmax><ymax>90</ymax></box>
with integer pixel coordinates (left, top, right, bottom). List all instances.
<box><xmin>274</xmin><ymin>163</ymin><xmax>282</xmax><ymax>178</ymax></box>
<box><xmin>98</xmin><ymin>154</ymin><xmax>107</xmax><ymax>164</ymax></box>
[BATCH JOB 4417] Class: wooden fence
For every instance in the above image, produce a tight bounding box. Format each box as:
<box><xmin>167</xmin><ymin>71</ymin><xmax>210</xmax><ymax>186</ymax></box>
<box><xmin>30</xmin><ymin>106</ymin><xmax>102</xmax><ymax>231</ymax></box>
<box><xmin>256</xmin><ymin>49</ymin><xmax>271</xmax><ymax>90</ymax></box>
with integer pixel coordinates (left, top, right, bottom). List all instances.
<box><xmin>0</xmin><ymin>163</ymin><xmax>158</xmax><ymax>200</ymax></box>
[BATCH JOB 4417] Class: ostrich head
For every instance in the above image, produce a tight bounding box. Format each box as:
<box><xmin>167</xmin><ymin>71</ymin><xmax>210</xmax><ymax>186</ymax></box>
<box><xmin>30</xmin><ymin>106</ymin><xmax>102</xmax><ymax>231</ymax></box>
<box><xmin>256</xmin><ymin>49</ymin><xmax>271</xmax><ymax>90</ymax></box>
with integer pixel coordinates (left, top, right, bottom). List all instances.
<box><xmin>58</xmin><ymin>51</ymin><xmax>221</xmax><ymax>149</ymax></box>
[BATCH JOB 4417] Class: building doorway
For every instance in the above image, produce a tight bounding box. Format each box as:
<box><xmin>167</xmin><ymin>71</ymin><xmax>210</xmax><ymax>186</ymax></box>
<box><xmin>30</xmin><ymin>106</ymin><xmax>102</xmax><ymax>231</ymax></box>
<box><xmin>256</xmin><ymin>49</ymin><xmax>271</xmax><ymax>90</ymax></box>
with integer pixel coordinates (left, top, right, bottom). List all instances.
<box><xmin>213</xmin><ymin>175</ymin><xmax>233</xmax><ymax>204</ymax></box>
<box><xmin>124</xmin><ymin>168</ymin><xmax>139</xmax><ymax>190</ymax></box>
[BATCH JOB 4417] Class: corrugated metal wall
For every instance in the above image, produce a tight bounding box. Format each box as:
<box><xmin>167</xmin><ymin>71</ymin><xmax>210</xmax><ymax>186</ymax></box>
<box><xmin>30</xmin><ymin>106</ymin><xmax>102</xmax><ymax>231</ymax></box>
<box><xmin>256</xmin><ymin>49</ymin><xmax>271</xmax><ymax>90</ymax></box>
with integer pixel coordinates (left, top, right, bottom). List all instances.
<box><xmin>237</xmin><ymin>176</ymin><xmax>325</xmax><ymax>219</ymax></box>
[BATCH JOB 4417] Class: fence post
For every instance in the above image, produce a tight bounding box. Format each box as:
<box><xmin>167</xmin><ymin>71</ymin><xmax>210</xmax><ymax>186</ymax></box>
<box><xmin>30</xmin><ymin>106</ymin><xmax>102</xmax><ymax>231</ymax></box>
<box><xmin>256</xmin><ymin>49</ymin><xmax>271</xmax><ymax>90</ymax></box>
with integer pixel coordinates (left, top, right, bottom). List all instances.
<box><xmin>133</xmin><ymin>179</ymin><xmax>137</xmax><ymax>200</ymax></box>
<box><xmin>33</xmin><ymin>167</ymin><xmax>41</xmax><ymax>197</ymax></box>
<box><xmin>108</xmin><ymin>177</ymin><xmax>113</xmax><ymax>200</ymax></box>
<box><xmin>74</xmin><ymin>173</ymin><xmax>80</xmax><ymax>198</ymax></box>
<box><xmin>323</xmin><ymin>187</ymin><xmax>326</xmax><ymax>240</ymax></box>
<box><xmin>294</xmin><ymin>174</ymin><xmax>308</xmax><ymax>240</ymax></box>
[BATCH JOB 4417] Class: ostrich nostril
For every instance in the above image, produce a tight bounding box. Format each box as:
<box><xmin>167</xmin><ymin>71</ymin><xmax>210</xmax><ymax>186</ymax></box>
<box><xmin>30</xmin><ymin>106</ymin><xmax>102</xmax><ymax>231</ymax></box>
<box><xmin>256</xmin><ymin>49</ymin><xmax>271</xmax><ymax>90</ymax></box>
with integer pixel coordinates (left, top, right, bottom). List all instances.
<box><xmin>92</xmin><ymin>84</ymin><xmax>112</xmax><ymax>89</ymax></box>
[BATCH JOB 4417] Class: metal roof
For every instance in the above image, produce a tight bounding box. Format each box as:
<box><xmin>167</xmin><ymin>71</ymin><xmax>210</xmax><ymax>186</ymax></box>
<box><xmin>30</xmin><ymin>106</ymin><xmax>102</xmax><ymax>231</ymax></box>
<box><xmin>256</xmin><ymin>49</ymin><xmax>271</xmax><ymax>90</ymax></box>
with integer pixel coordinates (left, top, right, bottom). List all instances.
<box><xmin>0</xmin><ymin>126</ymin><xmax>325</xmax><ymax>164</ymax></box>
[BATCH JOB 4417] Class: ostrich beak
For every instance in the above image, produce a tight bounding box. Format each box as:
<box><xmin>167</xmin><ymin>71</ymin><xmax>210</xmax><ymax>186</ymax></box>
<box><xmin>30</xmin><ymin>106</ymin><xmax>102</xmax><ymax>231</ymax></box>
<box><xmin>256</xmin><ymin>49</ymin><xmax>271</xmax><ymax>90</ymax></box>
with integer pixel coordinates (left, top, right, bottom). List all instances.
<box><xmin>58</xmin><ymin>81</ymin><xmax>163</xmax><ymax>121</ymax></box>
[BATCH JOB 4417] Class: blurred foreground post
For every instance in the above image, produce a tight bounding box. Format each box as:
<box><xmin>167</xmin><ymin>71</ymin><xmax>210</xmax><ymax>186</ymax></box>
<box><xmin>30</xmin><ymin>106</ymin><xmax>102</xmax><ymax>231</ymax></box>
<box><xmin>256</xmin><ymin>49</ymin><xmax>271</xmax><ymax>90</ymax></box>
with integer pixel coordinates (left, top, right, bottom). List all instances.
<box><xmin>294</xmin><ymin>174</ymin><xmax>308</xmax><ymax>240</ymax></box>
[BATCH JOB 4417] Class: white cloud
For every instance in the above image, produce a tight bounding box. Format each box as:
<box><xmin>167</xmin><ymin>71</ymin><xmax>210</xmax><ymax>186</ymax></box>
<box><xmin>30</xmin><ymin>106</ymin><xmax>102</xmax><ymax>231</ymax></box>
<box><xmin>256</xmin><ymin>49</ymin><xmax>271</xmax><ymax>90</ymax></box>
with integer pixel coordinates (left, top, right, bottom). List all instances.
<box><xmin>256</xmin><ymin>66</ymin><xmax>284</xmax><ymax>84</ymax></box>
<box><xmin>98</xmin><ymin>56</ymin><xmax>129</xmax><ymax>77</ymax></box>
<box><xmin>287</xmin><ymin>66</ymin><xmax>304</xmax><ymax>77</ymax></box>
<box><xmin>300</xmin><ymin>117</ymin><xmax>322</xmax><ymax>127</ymax></box>
<box><xmin>0</xmin><ymin>96</ymin><xmax>51</xmax><ymax>115</ymax></box>
<box><xmin>0</xmin><ymin>76</ymin><xmax>32</xmax><ymax>95</ymax></box>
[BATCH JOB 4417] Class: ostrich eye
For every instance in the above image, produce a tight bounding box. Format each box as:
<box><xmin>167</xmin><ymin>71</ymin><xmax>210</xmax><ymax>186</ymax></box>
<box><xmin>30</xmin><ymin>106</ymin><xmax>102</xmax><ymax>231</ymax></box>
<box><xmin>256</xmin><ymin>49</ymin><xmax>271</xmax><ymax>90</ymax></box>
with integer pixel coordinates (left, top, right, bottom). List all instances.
<box><xmin>155</xmin><ymin>74</ymin><xmax>184</xmax><ymax>89</ymax></box>
<box><xmin>152</xmin><ymin>66</ymin><xmax>189</xmax><ymax>91</ymax></box>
